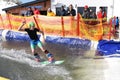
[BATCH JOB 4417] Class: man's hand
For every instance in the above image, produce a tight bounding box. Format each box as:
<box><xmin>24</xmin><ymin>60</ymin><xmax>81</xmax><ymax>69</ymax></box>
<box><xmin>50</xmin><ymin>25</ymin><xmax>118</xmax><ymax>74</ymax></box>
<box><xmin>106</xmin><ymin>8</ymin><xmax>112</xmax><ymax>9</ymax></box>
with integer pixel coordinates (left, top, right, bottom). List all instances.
<box><xmin>22</xmin><ymin>20</ymin><xmax>26</xmax><ymax>24</ymax></box>
<box><xmin>40</xmin><ymin>34</ymin><xmax>46</xmax><ymax>44</ymax></box>
<box><xmin>18</xmin><ymin>20</ymin><xmax>26</xmax><ymax>31</ymax></box>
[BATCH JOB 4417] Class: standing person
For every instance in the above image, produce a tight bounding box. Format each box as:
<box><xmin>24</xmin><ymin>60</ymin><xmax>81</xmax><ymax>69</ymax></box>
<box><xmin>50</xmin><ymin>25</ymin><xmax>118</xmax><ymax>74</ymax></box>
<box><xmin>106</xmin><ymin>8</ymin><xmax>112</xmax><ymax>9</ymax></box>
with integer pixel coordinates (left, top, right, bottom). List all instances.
<box><xmin>25</xmin><ymin>7</ymin><xmax>34</xmax><ymax>16</ymax></box>
<box><xmin>47</xmin><ymin>8</ymin><xmax>55</xmax><ymax>16</ymax></box>
<box><xmin>18</xmin><ymin>21</ymin><xmax>55</xmax><ymax>63</ymax></box>
<box><xmin>97</xmin><ymin>7</ymin><xmax>103</xmax><ymax>19</ymax></box>
<box><xmin>115</xmin><ymin>17</ymin><xmax>119</xmax><ymax>30</ymax></box>
<box><xmin>58</xmin><ymin>5</ymin><xmax>67</xmax><ymax>16</ymax></box>
<box><xmin>33</xmin><ymin>7</ymin><xmax>40</xmax><ymax>15</ymax></box>
<box><xmin>82</xmin><ymin>5</ymin><xmax>90</xmax><ymax>19</ymax></box>
<box><xmin>97</xmin><ymin>7</ymin><xmax>106</xmax><ymax>19</ymax></box>
<box><xmin>89</xmin><ymin>9</ymin><xmax>97</xmax><ymax>19</ymax></box>
<box><xmin>67</xmin><ymin>4</ymin><xmax>76</xmax><ymax>16</ymax></box>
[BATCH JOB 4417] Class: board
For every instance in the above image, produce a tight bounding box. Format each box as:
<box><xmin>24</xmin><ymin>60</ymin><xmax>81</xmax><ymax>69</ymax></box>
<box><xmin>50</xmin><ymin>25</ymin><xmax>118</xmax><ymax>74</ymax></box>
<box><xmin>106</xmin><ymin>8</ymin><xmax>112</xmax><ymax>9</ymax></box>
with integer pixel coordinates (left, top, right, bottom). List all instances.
<box><xmin>40</xmin><ymin>60</ymin><xmax>64</xmax><ymax>65</ymax></box>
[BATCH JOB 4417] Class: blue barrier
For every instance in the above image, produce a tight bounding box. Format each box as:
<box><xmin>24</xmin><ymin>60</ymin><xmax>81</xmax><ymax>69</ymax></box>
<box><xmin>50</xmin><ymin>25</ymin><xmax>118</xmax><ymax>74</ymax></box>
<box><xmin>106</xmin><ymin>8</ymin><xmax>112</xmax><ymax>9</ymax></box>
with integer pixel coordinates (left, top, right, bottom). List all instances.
<box><xmin>0</xmin><ymin>29</ymin><xmax>91</xmax><ymax>50</ymax></box>
<box><xmin>97</xmin><ymin>40</ymin><xmax>120</xmax><ymax>55</ymax></box>
<box><xmin>1</xmin><ymin>29</ymin><xmax>120</xmax><ymax>56</ymax></box>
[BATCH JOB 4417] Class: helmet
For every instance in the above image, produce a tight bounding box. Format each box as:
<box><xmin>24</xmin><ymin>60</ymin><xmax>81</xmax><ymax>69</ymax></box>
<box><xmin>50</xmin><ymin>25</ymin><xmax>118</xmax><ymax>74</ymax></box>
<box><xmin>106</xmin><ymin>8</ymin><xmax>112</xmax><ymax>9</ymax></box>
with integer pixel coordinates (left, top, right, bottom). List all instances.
<box><xmin>29</xmin><ymin>22</ymin><xmax>35</xmax><ymax>28</ymax></box>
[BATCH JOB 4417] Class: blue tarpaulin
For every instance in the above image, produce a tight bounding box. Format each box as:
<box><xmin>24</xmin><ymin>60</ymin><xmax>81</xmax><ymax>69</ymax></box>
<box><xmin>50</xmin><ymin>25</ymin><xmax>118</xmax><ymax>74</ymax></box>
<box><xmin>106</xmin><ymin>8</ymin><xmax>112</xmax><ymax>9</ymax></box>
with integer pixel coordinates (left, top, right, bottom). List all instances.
<box><xmin>97</xmin><ymin>40</ymin><xmax>120</xmax><ymax>55</ymax></box>
<box><xmin>0</xmin><ymin>30</ymin><xmax>91</xmax><ymax>50</ymax></box>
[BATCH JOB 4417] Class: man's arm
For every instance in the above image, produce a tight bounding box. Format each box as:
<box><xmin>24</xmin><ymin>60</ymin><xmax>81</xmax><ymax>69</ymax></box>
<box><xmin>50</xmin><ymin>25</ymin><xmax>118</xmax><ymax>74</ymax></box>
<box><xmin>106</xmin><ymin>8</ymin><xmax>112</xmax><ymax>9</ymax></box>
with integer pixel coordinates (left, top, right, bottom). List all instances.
<box><xmin>39</xmin><ymin>30</ymin><xmax>44</xmax><ymax>36</ymax></box>
<box><xmin>18</xmin><ymin>21</ymin><xmax>26</xmax><ymax>31</ymax></box>
<box><xmin>39</xmin><ymin>30</ymin><xmax>45</xmax><ymax>43</ymax></box>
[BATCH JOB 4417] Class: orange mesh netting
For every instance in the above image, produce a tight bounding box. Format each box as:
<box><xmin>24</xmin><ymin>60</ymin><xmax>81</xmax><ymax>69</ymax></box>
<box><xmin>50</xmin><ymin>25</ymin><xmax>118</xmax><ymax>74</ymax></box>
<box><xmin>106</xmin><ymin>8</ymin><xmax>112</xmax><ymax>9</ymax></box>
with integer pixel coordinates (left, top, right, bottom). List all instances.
<box><xmin>0</xmin><ymin>13</ymin><xmax>112</xmax><ymax>41</ymax></box>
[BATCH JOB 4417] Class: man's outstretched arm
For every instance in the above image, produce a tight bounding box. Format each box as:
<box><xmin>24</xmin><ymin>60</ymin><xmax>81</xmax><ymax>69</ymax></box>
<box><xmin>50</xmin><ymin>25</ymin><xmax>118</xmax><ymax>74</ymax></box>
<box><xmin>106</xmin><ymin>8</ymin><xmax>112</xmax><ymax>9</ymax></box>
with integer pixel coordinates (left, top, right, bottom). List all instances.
<box><xmin>18</xmin><ymin>21</ymin><xmax>26</xmax><ymax>31</ymax></box>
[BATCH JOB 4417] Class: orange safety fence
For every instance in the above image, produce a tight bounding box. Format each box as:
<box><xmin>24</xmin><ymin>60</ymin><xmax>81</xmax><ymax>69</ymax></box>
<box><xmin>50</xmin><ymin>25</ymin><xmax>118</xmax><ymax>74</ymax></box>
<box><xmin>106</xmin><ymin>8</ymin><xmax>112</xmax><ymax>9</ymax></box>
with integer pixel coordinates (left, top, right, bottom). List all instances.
<box><xmin>8</xmin><ymin>14</ymin><xmax>37</xmax><ymax>30</ymax></box>
<box><xmin>0</xmin><ymin>13</ymin><xmax>112</xmax><ymax>41</ymax></box>
<box><xmin>37</xmin><ymin>15</ymin><xmax>63</xmax><ymax>36</ymax></box>
<box><xmin>0</xmin><ymin>14</ymin><xmax>4</xmax><ymax>29</ymax></box>
<box><xmin>0</xmin><ymin>14</ymin><xmax>11</xmax><ymax>29</ymax></box>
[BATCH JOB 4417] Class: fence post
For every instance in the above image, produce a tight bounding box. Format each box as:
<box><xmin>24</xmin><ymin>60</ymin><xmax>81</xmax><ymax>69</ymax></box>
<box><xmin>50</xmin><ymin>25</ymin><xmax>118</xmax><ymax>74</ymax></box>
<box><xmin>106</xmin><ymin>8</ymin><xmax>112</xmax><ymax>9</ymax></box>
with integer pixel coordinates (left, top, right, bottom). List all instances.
<box><xmin>76</xmin><ymin>13</ymin><xmax>80</xmax><ymax>36</ymax></box>
<box><xmin>7</xmin><ymin>13</ymin><xmax>12</xmax><ymax>30</ymax></box>
<box><xmin>0</xmin><ymin>14</ymin><xmax>4</xmax><ymax>29</ymax></box>
<box><xmin>33</xmin><ymin>15</ymin><xmax>40</xmax><ymax>30</ymax></box>
<box><xmin>61</xmin><ymin>16</ymin><xmax>65</xmax><ymax>37</ymax></box>
<box><xmin>108</xmin><ymin>19</ymin><xmax>112</xmax><ymax>40</ymax></box>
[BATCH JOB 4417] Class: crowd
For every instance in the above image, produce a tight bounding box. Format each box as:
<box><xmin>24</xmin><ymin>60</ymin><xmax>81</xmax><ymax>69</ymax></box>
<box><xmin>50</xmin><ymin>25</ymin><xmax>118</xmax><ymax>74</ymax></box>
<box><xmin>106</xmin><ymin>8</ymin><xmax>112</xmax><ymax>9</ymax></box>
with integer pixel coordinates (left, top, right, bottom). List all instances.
<box><xmin>24</xmin><ymin>4</ymin><xmax>76</xmax><ymax>17</ymax></box>
<box><xmin>82</xmin><ymin>5</ymin><xmax>107</xmax><ymax>19</ymax></box>
<box><xmin>110</xmin><ymin>16</ymin><xmax>119</xmax><ymax>31</ymax></box>
<box><xmin>25</xmin><ymin>7</ymin><xmax>40</xmax><ymax>16</ymax></box>
<box><xmin>24</xmin><ymin>4</ymin><xmax>108</xmax><ymax>20</ymax></box>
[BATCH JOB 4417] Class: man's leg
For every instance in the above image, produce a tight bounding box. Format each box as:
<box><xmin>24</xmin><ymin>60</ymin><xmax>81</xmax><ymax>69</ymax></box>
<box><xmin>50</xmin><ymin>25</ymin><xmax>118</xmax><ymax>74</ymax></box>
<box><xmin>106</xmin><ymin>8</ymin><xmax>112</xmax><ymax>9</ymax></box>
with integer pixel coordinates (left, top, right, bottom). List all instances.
<box><xmin>37</xmin><ymin>40</ymin><xmax>45</xmax><ymax>52</ymax></box>
<box><xmin>30</xmin><ymin>41</ymin><xmax>40</xmax><ymax>62</ymax></box>
<box><xmin>30</xmin><ymin>41</ymin><xmax>36</xmax><ymax>55</ymax></box>
<box><xmin>37</xmin><ymin>41</ymin><xmax>55</xmax><ymax>62</ymax></box>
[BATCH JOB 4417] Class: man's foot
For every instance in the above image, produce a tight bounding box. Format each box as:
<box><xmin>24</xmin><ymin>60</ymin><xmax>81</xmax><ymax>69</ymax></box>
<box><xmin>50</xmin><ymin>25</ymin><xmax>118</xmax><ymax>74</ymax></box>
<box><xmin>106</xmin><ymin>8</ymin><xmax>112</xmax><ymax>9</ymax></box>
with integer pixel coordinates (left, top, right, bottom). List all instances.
<box><xmin>46</xmin><ymin>53</ymin><xmax>55</xmax><ymax>63</ymax></box>
<box><xmin>34</xmin><ymin>53</ymin><xmax>41</xmax><ymax>62</ymax></box>
<box><xmin>48</xmin><ymin>57</ymin><xmax>55</xmax><ymax>63</ymax></box>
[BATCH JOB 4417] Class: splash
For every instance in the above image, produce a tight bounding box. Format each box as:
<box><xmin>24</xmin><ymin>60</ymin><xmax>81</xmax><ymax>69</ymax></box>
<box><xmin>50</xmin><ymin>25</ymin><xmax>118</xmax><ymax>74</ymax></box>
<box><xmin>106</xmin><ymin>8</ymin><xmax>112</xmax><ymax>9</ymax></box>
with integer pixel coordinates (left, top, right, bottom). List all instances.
<box><xmin>0</xmin><ymin>44</ymin><xmax>73</xmax><ymax>80</ymax></box>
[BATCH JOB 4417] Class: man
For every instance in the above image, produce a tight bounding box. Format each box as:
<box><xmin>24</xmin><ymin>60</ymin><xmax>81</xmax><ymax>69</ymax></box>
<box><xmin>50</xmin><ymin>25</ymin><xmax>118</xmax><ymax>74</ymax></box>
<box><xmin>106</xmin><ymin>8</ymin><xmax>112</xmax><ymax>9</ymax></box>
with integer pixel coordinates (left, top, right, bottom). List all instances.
<box><xmin>115</xmin><ymin>17</ymin><xmax>119</xmax><ymax>30</ymax></box>
<box><xmin>18</xmin><ymin>21</ymin><xmax>54</xmax><ymax>62</ymax></box>
<box><xmin>25</xmin><ymin>7</ymin><xmax>34</xmax><ymax>16</ymax></box>
<box><xmin>59</xmin><ymin>5</ymin><xmax>67</xmax><ymax>16</ymax></box>
<box><xmin>82</xmin><ymin>5</ymin><xmax>90</xmax><ymax>19</ymax></box>
<box><xmin>66</xmin><ymin>4</ymin><xmax>76</xmax><ymax>16</ymax></box>
<box><xmin>33</xmin><ymin>7</ymin><xmax>40</xmax><ymax>15</ymax></box>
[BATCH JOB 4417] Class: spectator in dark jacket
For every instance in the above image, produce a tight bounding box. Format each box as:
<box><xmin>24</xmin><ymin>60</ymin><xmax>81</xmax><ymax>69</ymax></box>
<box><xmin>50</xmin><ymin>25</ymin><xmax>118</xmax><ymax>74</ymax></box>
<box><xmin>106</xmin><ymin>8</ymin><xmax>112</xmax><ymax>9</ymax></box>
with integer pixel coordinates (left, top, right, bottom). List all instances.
<box><xmin>89</xmin><ymin>9</ymin><xmax>97</xmax><ymax>19</ymax></box>
<box><xmin>82</xmin><ymin>5</ymin><xmax>90</xmax><ymax>19</ymax></box>
<box><xmin>67</xmin><ymin>4</ymin><xmax>76</xmax><ymax>16</ymax></box>
<box><xmin>58</xmin><ymin>5</ymin><xmax>67</xmax><ymax>16</ymax></box>
<box><xmin>25</xmin><ymin>7</ymin><xmax>34</xmax><ymax>16</ymax></box>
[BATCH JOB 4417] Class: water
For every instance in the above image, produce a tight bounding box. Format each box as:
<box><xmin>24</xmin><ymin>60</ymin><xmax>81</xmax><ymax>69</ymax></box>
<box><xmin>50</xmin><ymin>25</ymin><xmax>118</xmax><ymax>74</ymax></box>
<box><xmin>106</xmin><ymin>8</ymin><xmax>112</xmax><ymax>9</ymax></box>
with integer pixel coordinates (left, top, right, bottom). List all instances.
<box><xmin>1</xmin><ymin>39</ymin><xmax>120</xmax><ymax>80</ymax></box>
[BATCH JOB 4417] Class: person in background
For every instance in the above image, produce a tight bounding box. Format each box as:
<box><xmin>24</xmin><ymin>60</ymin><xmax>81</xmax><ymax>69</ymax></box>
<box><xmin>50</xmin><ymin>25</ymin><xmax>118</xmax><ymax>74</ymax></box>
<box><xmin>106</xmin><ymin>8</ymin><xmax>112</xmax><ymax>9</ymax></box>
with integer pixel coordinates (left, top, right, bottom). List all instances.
<box><xmin>25</xmin><ymin>7</ymin><xmax>34</xmax><ymax>16</ymax></box>
<box><xmin>89</xmin><ymin>9</ymin><xmax>97</xmax><ymax>19</ymax></box>
<box><xmin>82</xmin><ymin>5</ymin><xmax>90</xmax><ymax>19</ymax></box>
<box><xmin>115</xmin><ymin>17</ymin><xmax>119</xmax><ymax>30</ymax></box>
<box><xmin>97</xmin><ymin>7</ymin><xmax>106</xmax><ymax>19</ymax></box>
<box><xmin>47</xmin><ymin>8</ymin><xmax>55</xmax><ymax>16</ymax></box>
<box><xmin>59</xmin><ymin>5</ymin><xmax>67</xmax><ymax>16</ymax></box>
<box><xmin>18</xmin><ymin>21</ymin><xmax>55</xmax><ymax>63</ymax></box>
<box><xmin>33</xmin><ymin>7</ymin><xmax>40</xmax><ymax>15</ymax></box>
<box><xmin>67</xmin><ymin>4</ymin><xmax>76</xmax><ymax>16</ymax></box>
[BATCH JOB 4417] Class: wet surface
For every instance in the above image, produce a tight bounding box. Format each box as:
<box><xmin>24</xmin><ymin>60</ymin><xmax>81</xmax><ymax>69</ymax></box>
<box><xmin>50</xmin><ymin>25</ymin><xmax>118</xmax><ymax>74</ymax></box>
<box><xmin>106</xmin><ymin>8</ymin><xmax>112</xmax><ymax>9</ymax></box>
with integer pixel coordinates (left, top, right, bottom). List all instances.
<box><xmin>0</xmin><ymin>40</ymin><xmax>120</xmax><ymax>80</ymax></box>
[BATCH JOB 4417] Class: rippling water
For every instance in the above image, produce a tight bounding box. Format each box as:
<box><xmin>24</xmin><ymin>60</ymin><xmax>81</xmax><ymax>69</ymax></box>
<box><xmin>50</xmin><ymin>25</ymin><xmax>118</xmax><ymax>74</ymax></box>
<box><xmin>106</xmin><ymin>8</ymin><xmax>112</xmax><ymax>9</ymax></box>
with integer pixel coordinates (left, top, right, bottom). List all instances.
<box><xmin>1</xmin><ymin>38</ymin><xmax>117</xmax><ymax>80</ymax></box>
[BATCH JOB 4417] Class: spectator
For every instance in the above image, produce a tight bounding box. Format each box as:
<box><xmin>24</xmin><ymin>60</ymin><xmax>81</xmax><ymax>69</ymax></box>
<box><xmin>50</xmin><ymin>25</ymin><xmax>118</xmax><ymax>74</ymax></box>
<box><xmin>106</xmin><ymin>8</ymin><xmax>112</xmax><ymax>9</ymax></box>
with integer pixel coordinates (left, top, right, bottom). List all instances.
<box><xmin>56</xmin><ymin>6</ymin><xmax>66</xmax><ymax>16</ymax></box>
<box><xmin>82</xmin><ymin>5</ymin><xmax>90</xmax><ymax>19</ymax></box>
<box><xmin>33</xmin><ymin>7</ymin><xmax>40</xmax><ymax>15</ymax></box>
<box><xmin>47</xmin><ymin>8</ymin><xmax>55</xmax><ymax>16</ymax></box>
<box><xmin>102</xmin><ymin>8</ymin><xmax>107</xmax><ymax>18</ymax></box>
<box><xmin>97</xmin><ymin>7</ymin><xmax>106</xmax><ymax>19</ymax></box>
<box><xmin>25</xmin><ymin>7</ymin><xmax>34</xmax><ymax>16</ymax></box>
<box><xmin>67</xmin><ymin>4</ymin><xmax>76</xmax><ymax>16</ymax></box>
<box><xmin>58</xmin><ymin>5</ymin><xmax>67</xmax><ymax>16</ymax></box>
<box><xmin>115</xmin><ymin>17</ymin><xmax>119</xmax><ymax>30</ymax></box>
<box><xmin>112</xmin><ymin>16</ymin><xmax>116</xmax><ymax>26</ymax></box>
<box><xmin>89</xmin><ymin>9</ymin><xmax>97</xmax><ymax>19</ymax></box>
